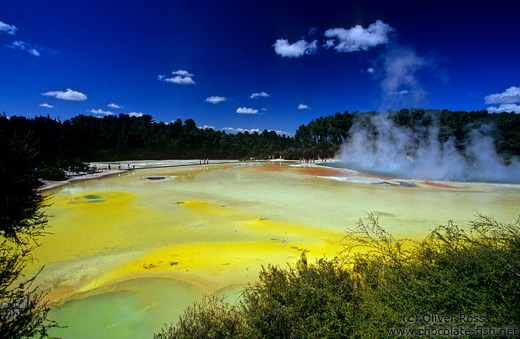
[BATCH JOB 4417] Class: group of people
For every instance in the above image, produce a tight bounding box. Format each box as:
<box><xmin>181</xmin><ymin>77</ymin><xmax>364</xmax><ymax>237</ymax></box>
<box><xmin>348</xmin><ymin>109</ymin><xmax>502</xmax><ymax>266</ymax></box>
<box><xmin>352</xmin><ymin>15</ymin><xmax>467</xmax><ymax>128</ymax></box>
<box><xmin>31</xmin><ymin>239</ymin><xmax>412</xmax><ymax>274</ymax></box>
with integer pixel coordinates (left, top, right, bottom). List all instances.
<box><xmin>52</xmin><ymin>162</ymin><xmax>140</xmax><ymax>178</ymax></box>
<box><xmin>107</xmin><ymin>163</ymin><xmax>136</xmax><ymax>170</ymax></box>
<box><xmin>63</xmin><ymin>165</ymin><xmax>100</xmax><ymax>176</ymax></box>
<box><xmin>299</xmin><ymin>158</ymin><xmax>331</xmax><ymax>164</ymax></box>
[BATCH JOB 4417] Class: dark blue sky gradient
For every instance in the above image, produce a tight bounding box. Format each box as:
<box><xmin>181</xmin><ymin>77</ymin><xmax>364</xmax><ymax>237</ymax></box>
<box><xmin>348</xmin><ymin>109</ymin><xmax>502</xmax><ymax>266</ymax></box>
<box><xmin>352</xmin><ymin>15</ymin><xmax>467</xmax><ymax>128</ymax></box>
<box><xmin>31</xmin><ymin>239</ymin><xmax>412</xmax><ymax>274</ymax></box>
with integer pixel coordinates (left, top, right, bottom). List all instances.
<box><xmin>1</xmin><ymin>0</ymin><xmax>519</xmax><ymax>135</ymax></box>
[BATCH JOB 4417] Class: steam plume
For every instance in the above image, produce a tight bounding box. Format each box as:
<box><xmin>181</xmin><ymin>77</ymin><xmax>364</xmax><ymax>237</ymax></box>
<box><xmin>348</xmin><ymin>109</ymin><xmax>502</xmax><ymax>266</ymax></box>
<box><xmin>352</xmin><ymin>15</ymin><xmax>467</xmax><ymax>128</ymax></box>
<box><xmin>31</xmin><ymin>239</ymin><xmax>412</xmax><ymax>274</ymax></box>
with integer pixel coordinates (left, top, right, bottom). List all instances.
<box><xmin>379</xmin><ymin>46</ymin><xmax>428</xmax><ymax>110</ymax></box>
<box><xmin>339</xmin><ymin>113</ymin><xmax>520</xmax><ymax>183</ymax></box>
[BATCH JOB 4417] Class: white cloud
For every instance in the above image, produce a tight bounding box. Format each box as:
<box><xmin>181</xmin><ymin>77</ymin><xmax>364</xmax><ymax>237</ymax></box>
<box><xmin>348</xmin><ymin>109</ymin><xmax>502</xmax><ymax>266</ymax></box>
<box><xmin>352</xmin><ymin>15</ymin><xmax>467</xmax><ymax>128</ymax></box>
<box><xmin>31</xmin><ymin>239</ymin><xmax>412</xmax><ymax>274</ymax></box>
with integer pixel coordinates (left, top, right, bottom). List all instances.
<box><xmin>199</xmin><ymin>125</ymin><xmax>215</xmax><ymax>130</ymax></box>
<box><xmin>272</xmin><ymin>130</ymin><xmax>295</xmax><ymax>137</ymax></box>
<box><xmin>0</xmin><ymin>21</ymin><xmax>17</xmax><ymax>35</ymax></box>
<box><xmin>205</xmin><ymin>96</ymin><xmax>226</xmax><ymax>104</ymax></box>
<box><xmin>158</xmin><ymin>70</ymin><xmax>195</xmax><ymax>85</ymax></box>
<box><xmin>324</xmin><ymin>40</ymin><xmax>335</xmax><ymax>49</ymax></box>
<box><xmin>398</xmin><ymin>90</ymin><xmax>409</xmax><ymax>95</ymax></box>
<box><xmin>485</xmin><ymin>86</ymin><xmax>520</xmax><ymax>104</ymax></box>
<box><xmin>273</xmin><ymin>39</ymin><xmax>318</xmax><ymax>58</ymax></box>
<box><xmin>172</xmin><ymin>70</ymin><xmax>193</xmax><ymax>77</ymax></box>
<box><xmin>43</xmin><ymin>88</ymin><xmax>87</xmax><ymax>101</ymax></box>
<box><xmin>250</xmin><ymin>91</ymin><xmax>270</xmax><ymax>99</ymax></box>
<box><xmin>129</xmin><ymin>112</ymin><xmax>143</xmax><ymax>117</ymax></box>
<box><xmin>90</xmin><ymin>108</ymin><xmax>113</xmax><ymax>115</ymax></box>
<box><xmin>162</xmin><ymin>76</ymin><xmax>195</xmax><ymax>85</ymax></box>
<box><xmin>108</xmin><ymin>103</ymin><xmax>122</xmax><ymax>109</ymax></box>
<box><xmin>485</xmin><ymin>87</ymin><xmax>520</xmax><ymax>113</ymax></box>
<box><xmin>236</xmin><ymin>107</ymin><xmax>258</xmax><ymax>114</ymax></box>
<box><xmin>324</xmin><ymin>20</ymin><xmax>392</xmax><ymax>52</ymax></box>
<box><xmin>367</xmin><ymin>67</ymin><xmax>375</xmax><ymax>73</ymax></box>
<box><xmin>487</xmin><ymin>104</ymin><xmax>520</xmax><ymax>114</ymax></box>
<box><xmin>222</xmin><ymin>127</ymin><xmax>261</xmax><ymax>134</ymax></box>
<box><xmin>222</xmin><ymin>127</ymin><xmax>294</xmax><ymax>137</ymax></box>
<box><xmin>39</xmin><ymin>103</ymin><xmax>53</xmax><ymax>108</ymax></box>
<box><xmin>298</xmin><ymin>104</ymin><xmax>310</xmax><ymax>110</ymax></box>
<box><xmin>8</xmin><ymin>41</ymin><xmax>40</xmax><ymax>56</ymax></box>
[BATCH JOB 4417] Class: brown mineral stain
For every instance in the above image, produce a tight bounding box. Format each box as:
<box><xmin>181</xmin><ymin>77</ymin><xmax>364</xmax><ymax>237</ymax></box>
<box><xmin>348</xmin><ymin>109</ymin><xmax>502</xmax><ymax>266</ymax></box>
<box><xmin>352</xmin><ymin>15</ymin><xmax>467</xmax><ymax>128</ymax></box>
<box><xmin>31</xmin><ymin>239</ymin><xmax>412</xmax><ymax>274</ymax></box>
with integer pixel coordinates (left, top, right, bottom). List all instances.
<box><xmin>423</xmin><ymin>181</ymin><xmax>461</xmax><ymax>189</ymax></box>
<box><xmin>249</xmin><ymin>165</ymin><xmax>345</xmax><ymax>177</ymax></box>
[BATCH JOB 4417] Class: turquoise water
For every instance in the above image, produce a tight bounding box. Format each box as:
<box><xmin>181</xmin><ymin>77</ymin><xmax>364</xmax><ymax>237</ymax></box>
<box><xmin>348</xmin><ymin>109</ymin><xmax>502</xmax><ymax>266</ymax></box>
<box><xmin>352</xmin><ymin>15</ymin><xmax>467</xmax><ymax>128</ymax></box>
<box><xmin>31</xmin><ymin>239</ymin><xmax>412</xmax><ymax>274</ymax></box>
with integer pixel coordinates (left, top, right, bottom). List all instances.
<box><xmin>47</xmin><ymin>278</ymin><xmax>202</xmax><ymax>338</ymax></box>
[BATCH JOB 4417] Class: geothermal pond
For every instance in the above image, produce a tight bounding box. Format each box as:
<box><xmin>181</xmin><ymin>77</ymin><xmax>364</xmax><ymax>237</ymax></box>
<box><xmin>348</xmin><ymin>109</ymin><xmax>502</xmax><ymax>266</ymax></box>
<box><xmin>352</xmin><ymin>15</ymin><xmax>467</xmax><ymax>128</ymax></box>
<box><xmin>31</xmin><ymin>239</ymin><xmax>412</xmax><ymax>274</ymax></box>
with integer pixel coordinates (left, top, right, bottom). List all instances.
<box><xmin>30</xmin><ymin>162</ymin><xmax>519</xmax><ymax>338</ymax></box>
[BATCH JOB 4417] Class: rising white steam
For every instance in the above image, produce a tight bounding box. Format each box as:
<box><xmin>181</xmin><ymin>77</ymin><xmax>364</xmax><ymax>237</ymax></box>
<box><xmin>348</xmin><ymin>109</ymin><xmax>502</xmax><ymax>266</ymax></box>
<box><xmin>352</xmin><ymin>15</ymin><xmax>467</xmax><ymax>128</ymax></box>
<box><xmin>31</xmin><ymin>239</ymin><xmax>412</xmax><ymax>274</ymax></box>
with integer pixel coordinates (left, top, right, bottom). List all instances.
<box><xmin>339</xmin><ymin>113</ymin><xmax>520</xmax><ymax>183</ymax></box>
<box><xmin>379</xmin><ymin>47</ymin><xmax>428</xmax><ymax>110</ymax></box>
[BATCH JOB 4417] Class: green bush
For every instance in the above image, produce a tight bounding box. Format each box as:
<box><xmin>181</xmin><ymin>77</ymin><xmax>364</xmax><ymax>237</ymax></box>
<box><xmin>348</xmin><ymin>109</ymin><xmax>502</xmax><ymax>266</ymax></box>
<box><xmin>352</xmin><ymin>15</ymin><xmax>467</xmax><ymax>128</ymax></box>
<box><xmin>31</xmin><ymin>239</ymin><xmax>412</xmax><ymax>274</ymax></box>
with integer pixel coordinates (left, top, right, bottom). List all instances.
<box><xmin>37</xmin><ymin>166</ymin><xmax>66</xmax><ymax>181</ymax></box>
<box><xmin>347</xmin><ymin>214</ymin><xmax>520</xmax><ymax>337</ymax></box>
<box><xmin>154</xmin><ymin>295</ymin><xmax>245</xmax><ymax>339</ymax></box>
<box><xmin>0</xmin><ymin>132</ymin><xmax>60</xmax><ymax>337</ymax></box>
<box><xmin>242</xmin><ymin>256</ymin><xmax>357</xmax><ymax>338</ymax></box>
<box><xmin>156</xmin><ymin>214</ymin><xmax>520</xmax><ymax>338</ymax></box>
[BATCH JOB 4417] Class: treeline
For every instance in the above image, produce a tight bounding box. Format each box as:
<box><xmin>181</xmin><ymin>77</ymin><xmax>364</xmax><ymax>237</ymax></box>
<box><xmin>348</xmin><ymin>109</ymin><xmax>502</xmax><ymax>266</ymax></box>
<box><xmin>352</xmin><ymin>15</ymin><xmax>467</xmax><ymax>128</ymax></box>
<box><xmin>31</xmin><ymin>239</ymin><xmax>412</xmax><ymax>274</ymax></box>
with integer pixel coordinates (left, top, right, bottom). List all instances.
<box><xmin>294</xmin><ymin>108</ymin><xmax>520</xmax><ymax>160</ymax></box>
<box><xmin>0</xmin><ymin>114</ymin><xmax>293</xmax><ymax>165</ymax></box>
<box><xmin>1</xmin><ymin>108</ymin><xmax>519</xmax><ymax>169</ymax></box>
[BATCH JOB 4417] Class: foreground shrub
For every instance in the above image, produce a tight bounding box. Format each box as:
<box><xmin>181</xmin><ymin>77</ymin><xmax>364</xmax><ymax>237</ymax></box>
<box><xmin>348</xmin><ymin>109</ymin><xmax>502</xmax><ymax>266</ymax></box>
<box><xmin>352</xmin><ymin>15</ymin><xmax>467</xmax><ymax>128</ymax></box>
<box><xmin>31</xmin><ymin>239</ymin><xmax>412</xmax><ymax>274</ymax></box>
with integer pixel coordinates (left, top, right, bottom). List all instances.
<box><xmin>37</xmin><ymin>166</ymin><xmax>66</xmax><ymax>181</ymax></box>
<box><xmin>0</xmin><ymin>132</ymin><xmax>60</xmax><ymax>338</ymax></box>
<box><xmin>156</xmin><ymin>214</ymin><xmax>520</xmax><ymax>338</ymax></box>
<box><xmin>348</xmin><ymin>213</ymin><xmax>520</xmax><ymax>337</ymax></box>
<box><xmin>154</xmin><ymin>295</ymin><xmax>245</xmax><ymax>339</ymax></box>
<box><xmin>242</xmin><ymin>256</ymin><xmax>357</xmax><ymax>338</ymax></box>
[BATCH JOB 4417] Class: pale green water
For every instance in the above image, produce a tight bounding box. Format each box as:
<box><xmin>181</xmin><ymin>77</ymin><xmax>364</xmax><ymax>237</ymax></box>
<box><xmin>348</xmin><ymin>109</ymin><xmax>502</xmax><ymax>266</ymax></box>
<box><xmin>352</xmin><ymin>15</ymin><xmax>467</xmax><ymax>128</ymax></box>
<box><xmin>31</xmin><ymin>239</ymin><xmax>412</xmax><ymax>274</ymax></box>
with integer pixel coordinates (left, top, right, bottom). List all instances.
<box><xmin>30</xmin><ymin>162</ymin><xmax>519</xmax><ymax>338</ymax></box>
<box><xmin>48</xmin><ymin>278</ymin><xmax>201</xmax><ymax>339</ymax></box>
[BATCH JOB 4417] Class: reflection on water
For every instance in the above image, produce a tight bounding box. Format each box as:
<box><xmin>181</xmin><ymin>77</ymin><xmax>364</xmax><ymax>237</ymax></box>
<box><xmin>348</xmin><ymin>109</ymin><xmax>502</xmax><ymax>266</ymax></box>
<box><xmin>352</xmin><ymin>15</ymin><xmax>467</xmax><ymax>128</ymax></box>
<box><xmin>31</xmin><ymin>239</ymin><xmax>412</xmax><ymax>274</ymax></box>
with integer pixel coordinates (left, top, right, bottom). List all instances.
<box><xmin>28</xmin><ymin>162</ymin><xmax>519</xmax><ymax>338</ymax></box>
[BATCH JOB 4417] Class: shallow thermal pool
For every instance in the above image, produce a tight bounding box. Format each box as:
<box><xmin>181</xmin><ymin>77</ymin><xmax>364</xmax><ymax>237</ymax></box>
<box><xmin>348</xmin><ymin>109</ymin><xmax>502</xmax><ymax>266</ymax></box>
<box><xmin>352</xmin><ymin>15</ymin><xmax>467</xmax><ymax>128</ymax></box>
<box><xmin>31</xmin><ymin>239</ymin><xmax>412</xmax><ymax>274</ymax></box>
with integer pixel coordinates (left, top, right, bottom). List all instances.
<box><xmin>28</xmin><ymin>162</ymin><xmax>519</xmax><ymax>338</ymax></box>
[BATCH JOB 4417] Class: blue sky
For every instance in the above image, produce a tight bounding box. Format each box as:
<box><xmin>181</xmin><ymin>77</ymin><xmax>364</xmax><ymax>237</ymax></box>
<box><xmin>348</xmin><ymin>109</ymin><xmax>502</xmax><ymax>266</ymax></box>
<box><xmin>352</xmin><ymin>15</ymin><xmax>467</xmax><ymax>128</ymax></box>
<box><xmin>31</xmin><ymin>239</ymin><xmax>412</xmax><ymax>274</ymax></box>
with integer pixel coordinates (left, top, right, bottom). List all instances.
<box><xmin>1</xmin><ymin>0</ymin><xmax>519</xmax><ymax>135</ymax></box>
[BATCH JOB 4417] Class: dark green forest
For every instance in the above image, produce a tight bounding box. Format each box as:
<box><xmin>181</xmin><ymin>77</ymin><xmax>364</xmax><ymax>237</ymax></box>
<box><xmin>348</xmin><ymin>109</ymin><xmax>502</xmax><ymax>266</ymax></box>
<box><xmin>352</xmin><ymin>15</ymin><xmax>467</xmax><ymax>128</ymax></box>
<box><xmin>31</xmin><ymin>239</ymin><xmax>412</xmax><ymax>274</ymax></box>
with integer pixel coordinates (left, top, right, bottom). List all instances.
<box><xmin>0</xmin><ymin>114</ymin><xmax>293</xmax><ymax>163</ymax></box>
<box><xmin>1</xmin><ymin>108</ymin><xmax>519</xmax><ymax>174</ymax></box>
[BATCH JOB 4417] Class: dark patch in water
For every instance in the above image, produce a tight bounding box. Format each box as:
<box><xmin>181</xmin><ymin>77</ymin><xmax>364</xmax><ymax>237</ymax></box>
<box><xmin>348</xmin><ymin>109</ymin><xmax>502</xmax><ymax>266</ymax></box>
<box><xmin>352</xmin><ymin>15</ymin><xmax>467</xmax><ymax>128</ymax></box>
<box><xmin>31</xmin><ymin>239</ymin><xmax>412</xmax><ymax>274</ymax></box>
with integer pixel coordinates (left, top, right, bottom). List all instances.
<box><xmin>375</xmin><ymin>181</ymin><xmax>396</xmax><ymax>186</ymax></box>
<box><xmin>373</xmin><ymin>211</ymin><xmax>396</xmax><ymax>217</ymax></box>
<box><xmin>141</xmin><ymin>176</ymin><xmax>170</xmax><ymax>181</ymax></box>
<box><xmin>82</xmin><ymin>199</ymin><xmax>106</xmax><ymax>203</ymax></box>
<box><xmin>290</xmin><ymin>246</ymin><xmax>310</xmax><ymax>253</ymax></box>
<box><xmin>83</xmin><ymin>194</ymin><xmax>103</xmax><ymax>200</ymax></box>
<box><xmin>395</xmin><ymin>180</ymin><xmax>419</xmax><ymax>188</ymax></box>
<box><xmin>68</xmin><ymin>194</ymin><xmax>105</xmax><ymax>204</ymax></box>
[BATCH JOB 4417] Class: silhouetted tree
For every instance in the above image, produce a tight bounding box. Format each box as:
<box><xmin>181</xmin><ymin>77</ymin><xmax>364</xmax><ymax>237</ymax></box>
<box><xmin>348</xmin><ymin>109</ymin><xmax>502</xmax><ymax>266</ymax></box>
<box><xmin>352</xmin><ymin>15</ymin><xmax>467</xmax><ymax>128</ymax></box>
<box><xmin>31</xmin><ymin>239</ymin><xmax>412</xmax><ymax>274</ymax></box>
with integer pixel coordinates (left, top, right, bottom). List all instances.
<box><xmin>0</xmin><ymin>131</ymin><xmax>59</xmax><ymax>338</ymax></box>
